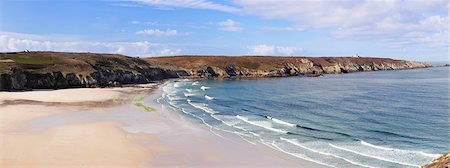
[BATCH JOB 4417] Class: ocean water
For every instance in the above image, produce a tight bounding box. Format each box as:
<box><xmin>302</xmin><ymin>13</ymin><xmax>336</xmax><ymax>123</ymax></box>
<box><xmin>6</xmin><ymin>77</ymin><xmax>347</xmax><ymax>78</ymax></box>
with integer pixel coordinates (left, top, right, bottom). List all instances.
<box><xmin>159</xmin><ymin>67</ymin><xmax>449</xmax><ymax>168</ymax></box>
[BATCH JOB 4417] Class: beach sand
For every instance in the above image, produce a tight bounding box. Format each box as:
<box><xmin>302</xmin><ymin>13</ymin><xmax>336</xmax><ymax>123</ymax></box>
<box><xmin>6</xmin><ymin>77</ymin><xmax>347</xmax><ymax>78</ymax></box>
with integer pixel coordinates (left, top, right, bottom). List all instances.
<box><xmin>0</xmin><ymin>83</ymin><xmax>327</xmax><ymax>168</ymax></box>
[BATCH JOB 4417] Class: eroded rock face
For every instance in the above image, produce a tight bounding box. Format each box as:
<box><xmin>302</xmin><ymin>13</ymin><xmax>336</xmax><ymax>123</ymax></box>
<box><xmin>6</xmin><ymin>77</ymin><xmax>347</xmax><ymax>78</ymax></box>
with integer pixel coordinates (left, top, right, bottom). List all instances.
<box><xmin>183</xmin><ymin>60</ymin><xmax>431</xmax><ymax>79</ymax></box>
<box><xmin>422</xmin><ymin>153</ymin><xmax>450</xmax><ymax>168</ymax></box>
<box><xmin>0</xmin><ymin>52</ymin><xmax>432</xmax><ymax>91</ymax></box>
<box><xmin>0</xmin><ymin>68</ymin><xmax>184</xmax><ymax>91</ymax></box>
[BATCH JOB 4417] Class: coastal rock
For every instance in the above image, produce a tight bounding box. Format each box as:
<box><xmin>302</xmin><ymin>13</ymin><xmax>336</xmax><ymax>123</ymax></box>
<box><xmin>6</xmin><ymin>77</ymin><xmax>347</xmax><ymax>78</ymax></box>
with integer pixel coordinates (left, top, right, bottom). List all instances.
<box><xmin>0</xmin><ymin>52</ymin><xmax>433</xmax><ymax>91</ymax></box>
<box><xmin>422</xmin><ymin>152</ymin><xmax>450</xmax><ymax>168</ymax></box>
<box><xmin>224</xmin><ymin>66</ymin><xmax>237</xmax><ymax>77</ymax></box>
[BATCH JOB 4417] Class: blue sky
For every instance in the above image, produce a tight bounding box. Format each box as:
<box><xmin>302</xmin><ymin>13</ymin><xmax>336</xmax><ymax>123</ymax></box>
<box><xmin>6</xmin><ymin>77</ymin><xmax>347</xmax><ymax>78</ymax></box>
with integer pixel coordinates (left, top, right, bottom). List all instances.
<box><xmin>0</xmin><ymin>0</ymin><xmax>448</xmax><ymax>61</ymax></box>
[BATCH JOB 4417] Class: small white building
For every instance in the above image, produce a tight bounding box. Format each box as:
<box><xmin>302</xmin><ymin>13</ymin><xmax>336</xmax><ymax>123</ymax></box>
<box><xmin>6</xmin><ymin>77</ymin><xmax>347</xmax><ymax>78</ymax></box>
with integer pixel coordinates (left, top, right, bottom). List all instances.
<box><xmin>352</xmin><ymin>54</ymin><xmax>360</xmax><ymax>58</ymax></box>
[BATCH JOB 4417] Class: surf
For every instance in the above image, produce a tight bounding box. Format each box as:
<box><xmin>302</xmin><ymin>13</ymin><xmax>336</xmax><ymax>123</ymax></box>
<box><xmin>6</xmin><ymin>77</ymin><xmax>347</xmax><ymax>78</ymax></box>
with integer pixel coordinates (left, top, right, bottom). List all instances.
<box><xmin>184</xmin><ymin>92</ymin><xmax>196</xmax><ymax>97</ymax></box>
<box><xmin>187</xmin><ymin>100</ymin><xmax>217</xmax><ymax>114</ymax></box>
<box><xmin>205</xmin><ymin>95</ymin><xmax>214</xmax><ymax>100</ymax></box>
<box><xmin>264</xmin><ymin>115</ymin><xmax>296</xmax><ymax>127</ymax></box>
<box><xmin>329</xmin><ymin>143</ymin><xmax>419</xmax><ymax>167</ymax></box>
<box><xmin>360</xmin><ymin>140</ymin><xmax>440</xmax><ymax>158</ymax></box>
<box><xmin>236</xmin><ymin>115</ymin><xmax>288</xmax><ymax>134</ymax></box>
<box><xmin>280</xmin><ymin>138</ymin><xmax>376</xmax><ymax>168</ymax></box>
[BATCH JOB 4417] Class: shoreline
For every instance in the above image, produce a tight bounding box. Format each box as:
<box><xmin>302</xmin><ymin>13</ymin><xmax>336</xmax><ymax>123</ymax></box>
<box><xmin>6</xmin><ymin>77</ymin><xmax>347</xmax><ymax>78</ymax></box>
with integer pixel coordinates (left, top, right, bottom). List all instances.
<box><xmin>0</xmin><ymin>82</ymin><xmax>328</xmax><ymax>167</ymax></box>
<box><xmin>142</xmin><ymin>81</ymin><xmax>329</xmax><ymax>167</ymax></box>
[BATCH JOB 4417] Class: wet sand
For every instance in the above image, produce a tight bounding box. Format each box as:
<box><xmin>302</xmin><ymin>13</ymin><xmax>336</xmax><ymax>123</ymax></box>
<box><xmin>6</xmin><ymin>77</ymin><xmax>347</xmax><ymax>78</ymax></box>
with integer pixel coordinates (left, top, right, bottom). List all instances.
<box><xmin>0</xmin><ymin>84</ymin><xmax>327</xmax><ymax>168</ymax></box>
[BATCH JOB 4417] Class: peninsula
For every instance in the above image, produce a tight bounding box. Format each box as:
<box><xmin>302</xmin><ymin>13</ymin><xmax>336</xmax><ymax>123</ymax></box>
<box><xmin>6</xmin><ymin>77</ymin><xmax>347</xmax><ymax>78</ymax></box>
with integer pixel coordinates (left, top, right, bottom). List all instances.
<box><xmin>0</xmin><ymin>52</ymin><xmax>431</xmax><ymax>91</ymax></box>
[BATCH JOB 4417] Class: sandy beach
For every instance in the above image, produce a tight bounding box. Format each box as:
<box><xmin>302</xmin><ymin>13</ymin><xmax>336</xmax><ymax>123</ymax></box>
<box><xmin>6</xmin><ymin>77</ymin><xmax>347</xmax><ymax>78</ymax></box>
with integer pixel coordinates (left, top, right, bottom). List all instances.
<box><xmin>0</xmin><ymin>83</ymin><xmax>327</xmax><ymax>168</ymax></box>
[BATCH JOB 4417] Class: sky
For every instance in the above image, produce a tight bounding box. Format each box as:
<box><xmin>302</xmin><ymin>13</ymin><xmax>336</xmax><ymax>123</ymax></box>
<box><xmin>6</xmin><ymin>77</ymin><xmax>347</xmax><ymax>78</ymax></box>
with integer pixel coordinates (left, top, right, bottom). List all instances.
<box><xmin>0</xmin><ymin>0</ymin><xmax>448</xmax><ymax>61</ymax></box>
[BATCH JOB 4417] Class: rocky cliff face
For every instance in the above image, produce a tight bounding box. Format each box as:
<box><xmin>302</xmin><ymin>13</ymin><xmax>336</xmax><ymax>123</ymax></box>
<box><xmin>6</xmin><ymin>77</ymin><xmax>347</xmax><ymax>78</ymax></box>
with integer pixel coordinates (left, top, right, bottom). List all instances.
<box><xmin>0</xmin><ymin>68</ymin><xmax>186</xmax><ymax>91</ymax></box>
<box><xmin>422</xmin><ymin>152</ymin><xmax>450</xmax><ymax>168</ymax></box>
<box><xmin>0</xmin><ymin>52</ymin><xmax>188</xmax><ymax>91</ymax></box>
<box><xmin>0</xmin><ymin>52</ymin><xmax>431</xmax><ymax>91</ymax></box>
<box><xmin>146</xmin><ymin>56</ymin><xmax>432</xmax><ymax>78</ymax></box>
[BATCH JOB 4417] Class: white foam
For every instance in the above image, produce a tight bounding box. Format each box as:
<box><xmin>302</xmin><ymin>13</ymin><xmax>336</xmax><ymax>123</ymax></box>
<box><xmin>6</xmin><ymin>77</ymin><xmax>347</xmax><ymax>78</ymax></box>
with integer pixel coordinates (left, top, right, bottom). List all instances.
<box><xmin>271</xmin><ymin>142</ymin><xmax>337</xmax><ymax>168</ymax></box>
<box><xmin>162</xmin><ymin>84</ymin><xmax>177</xmax><ymax>94</ymax></box>
<box><xmin>280</xmin><ymin>138</ymin><xmax>376</xmax><ymax>168</ymax></box>
<box><xmin>192</xmin><ymin>81</ymin><xmax>200</xmax><ymax>85</ymax></box>
<box><xmin>419</xmin><ymin>151</ymin><xmax>441</xmax><ymax>158</ymax></box>
<box><xmin>329</xmin><ymin>143</ymin><xmax>419</xmax><ymax>167</ymax></box>
<box><xmin>167</xmin><ymin>95</ymin><xmax>183</xmax><ymax>101</ymax></box>
<box><xmin>173</xmin><ymin>83</ymin><xmax>181</xmax><ymax>88</ymax></box>
<box><xmin>360</xmin><ymin>141</ymin><xmax>441</xmax><ymax>158</ymax></box>
<box><xmin>185</xmin><ymin>88</ymin><xmax>193</xmax><ymax>92</ymax></box>
<box><xmin>236</xmin><ymin>115</ymin><xmax>288</xmax><ymax>134</ymax></box>
<box><xmin>266</xmin><ymin>116</ymin><xmax>296</xmax><ymax>127</ymax></box>
<box><xmin>205</xmin><ymin>95</ymin><xmax>214</xmax><ymax>100</ymax></box>
<box><xmin>187</xmin><ymin>101</ymin><xmax>217</xmax><ymax>114</ymax></box>
<box><xmin>211</xmin><ymin>115</ymin><xmax>251</xmax><ymax>133</ymax></box>
<box><xmin>200</xmin><ymin>86</ymin><xmax>210</xmax><ymax>90</ymax></box>
<box><xmin>249</xmin><ymin>131</ymin><xmax>261</xmax><ymax>137</ymax></box>
<box><xmin>184</xmin><ymin>92</ymin><xmax>196</xmax><ymax>97</ymax></box>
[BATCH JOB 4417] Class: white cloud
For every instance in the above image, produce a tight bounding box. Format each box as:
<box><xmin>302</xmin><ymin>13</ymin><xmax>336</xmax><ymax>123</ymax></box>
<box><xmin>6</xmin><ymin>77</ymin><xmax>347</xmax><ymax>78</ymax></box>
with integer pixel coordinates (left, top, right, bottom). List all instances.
<box><xmin>332</xmin><ymin>15</ymin><xmax>449</xmax><ymax>46</ymax></box>
<box><xmin>0</xmin><ymin>32</ymin><xmax>181</xmax><ymax>56</ymax></box>
<box><xmin>276</xmin><ymin>46</ymin><xmax>300</xmax><ymax>55</ymax></box>
<box><xmin>123</xmin><ymin>0</ymin><xmax>240</xmax><ymax>13</ymax></box>
<box><xmin>235</xmin><ymin>0</ymin><xmax>449</xmax><ymax>46</ymax></box>
<box><xmin>218</xmin><ymin>19</ymin><xmax>243</xmax><ymax>32</ymax></box>
<box><xmin>261</xmin><ymin>26</ymin><xmax>304</xmax><ymax>32</ymax></box>
<box><xmin>247</xmin><ymin>44</ymin><xmax>300</xmax><ymax>55</ymax></box>
<box><xmin>135</xmin><ymin>29</ymin><xmax>178</xmax><ymax>36</ymax></box>
<box><xmin>158</xmin><ymin>48</ymin><xmax>181</xmax><ymax>55</ymax></box>
<box><xmin>247</xmin><ymin>44</ymin><xmax>274</xmax><ymax>55</ymax></box>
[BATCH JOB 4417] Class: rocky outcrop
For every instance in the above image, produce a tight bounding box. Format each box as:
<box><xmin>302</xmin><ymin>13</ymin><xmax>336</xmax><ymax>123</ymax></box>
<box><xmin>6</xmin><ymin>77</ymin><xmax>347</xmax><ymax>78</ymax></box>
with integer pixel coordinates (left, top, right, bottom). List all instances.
<box><xmin>0</xmin><ymin>52</ymin><xmax>188</xmax><ymax>91</ymax></box>
<box><xmin>0</xmin><ymin>52</ymin><xmax>432</xmax><ymax>91</ymax></box>
<box><xmin>166</xmin><ymin>59</ymin><xmax>431</xmax><ymax>78</ymax></box>
<box><xmin>0</xmin><ymin>68</ymin><xmax>184</xmax><ymax>91</ymax></box>
<box><xmin>146</xmin><ymin>56</ymin><xmax>431</xmax><ymax>79</ymax></box>
<box><xmin>422</xmin><ymin>153</ymin><xmax>450</xmax><ymax>168</ymax></box>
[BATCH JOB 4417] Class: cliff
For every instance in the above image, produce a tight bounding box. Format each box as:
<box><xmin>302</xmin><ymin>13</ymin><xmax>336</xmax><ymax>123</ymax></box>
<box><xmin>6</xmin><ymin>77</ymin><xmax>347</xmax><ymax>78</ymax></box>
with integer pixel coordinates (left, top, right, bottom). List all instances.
<box><xmin>0</xmin><ymin>52</ymin><xmax>431</xmax><ymax>91</ymax></box>
<box><xmin>146</xmin><ymin>56</ymin><xmax>431</xmax><ymax>78</ymax></box>
<box><xmin>0</xmin><ymin>52</ymin><xmax>187</xmax><ymax>91</ymax></box>
<box><xmin>422</xmin><ymin>152</ymin><xmax>450</xmax><ymax>168</ymax></box>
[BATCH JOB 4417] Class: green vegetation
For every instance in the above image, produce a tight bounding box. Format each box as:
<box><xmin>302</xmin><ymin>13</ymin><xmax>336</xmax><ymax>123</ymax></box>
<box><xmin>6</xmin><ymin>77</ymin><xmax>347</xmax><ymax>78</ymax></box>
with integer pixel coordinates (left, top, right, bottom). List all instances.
<box><xmin>134</xmin><ymin>102</ymin><xmax>156</xmax><ymax>112</ymax></box>
<box><xmin>1</xmin><ymin>53</ymin><xmax>56</xmax><ymax>65</ymax></box>
<box><xmin>242</xmin><ymin>62</ymin><xmax>260</xmax><ymax>69</ymax></box>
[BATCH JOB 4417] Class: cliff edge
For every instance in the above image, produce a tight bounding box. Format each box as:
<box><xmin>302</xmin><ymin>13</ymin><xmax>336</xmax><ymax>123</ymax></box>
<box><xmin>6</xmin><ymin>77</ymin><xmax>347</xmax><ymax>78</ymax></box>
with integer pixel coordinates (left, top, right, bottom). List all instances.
<box><xmin>0</xmin><ymin>52</ymin><xmax>187</xmax><ymax>91</ymax></box>
<box><xmin>422</xmin><ymin>153</ymin><xmax>450</xmax><ymax>168</ymax></box>
<box><xmin>146</xmin><ymin>56</ymin><xmax>431</xmax><ymax>78</ymax></box>
<box><xmin>0</xmin><ymin>52</ymin><xmax>431</xmax><ymax>91</ymax></box>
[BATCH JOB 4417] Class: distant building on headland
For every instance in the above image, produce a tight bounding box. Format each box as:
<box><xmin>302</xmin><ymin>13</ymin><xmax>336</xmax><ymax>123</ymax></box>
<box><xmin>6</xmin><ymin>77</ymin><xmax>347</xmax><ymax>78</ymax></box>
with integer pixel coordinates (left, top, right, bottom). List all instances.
<box><xmin>352</xmin><ymin>54</ymin><xmax>361</xmax><ymax>58</ymax></box>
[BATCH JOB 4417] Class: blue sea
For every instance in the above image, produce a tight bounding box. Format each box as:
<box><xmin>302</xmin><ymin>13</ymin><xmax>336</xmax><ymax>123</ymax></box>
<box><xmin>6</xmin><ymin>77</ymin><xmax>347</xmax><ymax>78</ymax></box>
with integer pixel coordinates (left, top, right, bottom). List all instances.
<box><xmin>159</xmin><ymin>67</ymin><xmax>449</xmax><ymax>168</ymax></box>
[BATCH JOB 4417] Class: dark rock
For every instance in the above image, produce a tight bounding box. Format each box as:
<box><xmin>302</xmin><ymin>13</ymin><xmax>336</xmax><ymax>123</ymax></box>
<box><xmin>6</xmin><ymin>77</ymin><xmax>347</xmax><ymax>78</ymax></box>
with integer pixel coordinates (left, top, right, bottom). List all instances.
<box><xmin>205</xmin><ymin>66</ymin><xmax>218</xmax><ymax>77</ymax></box>
<box><xmin>225</xmin><ymin>66</ymin><xmax>237</xmax><ymax>77</ymax></box>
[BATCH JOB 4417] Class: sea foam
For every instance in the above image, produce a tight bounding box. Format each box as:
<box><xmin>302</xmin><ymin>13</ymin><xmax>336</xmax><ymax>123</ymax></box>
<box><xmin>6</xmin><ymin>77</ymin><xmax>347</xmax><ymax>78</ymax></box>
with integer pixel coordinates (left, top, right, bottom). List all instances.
<box><xmin>280</xmin><ymin>138</ymin><xmax>375</xmax><ymax>168</ymax></box>
<box><xmin>205</xmin><ymin>95</ymin><xmax>214</xmax><ymax>100</ymax></box>
<box><xmin>329</xmin><ymin>143</ymin><xmax>419</xmax><ymax>167</ymax></box>
<box><xmin>236</xmin><ymin>115</ymin><xmax>288</xmax><ymax>134</ymax></box>
<box><xmin>265</xmin><ymin>116</ymin><xmax>297</xmax><ymax>127</ymax></box>
<box><xmin>184</xmin><ymin>92</ymin><xmax>196</xmax><ymax>97</ymax></box>
<box><xmin>360</xmin><ymin>141</ymin><xmax>440</xmax><ymax>158</ymax></box>
<box><xmin>187</xmin><ymin>101</ymin><xmax>217</xmax><ymax>114</ymax></box>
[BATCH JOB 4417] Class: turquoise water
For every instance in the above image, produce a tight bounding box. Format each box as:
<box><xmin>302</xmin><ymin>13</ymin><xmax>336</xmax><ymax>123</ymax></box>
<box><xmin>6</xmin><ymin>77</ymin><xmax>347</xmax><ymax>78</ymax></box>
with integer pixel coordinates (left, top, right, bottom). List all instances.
<box><xmin>160</xmin><ymin>67</ymin><xmax>449</xmax><ymax>168</ymax></box>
